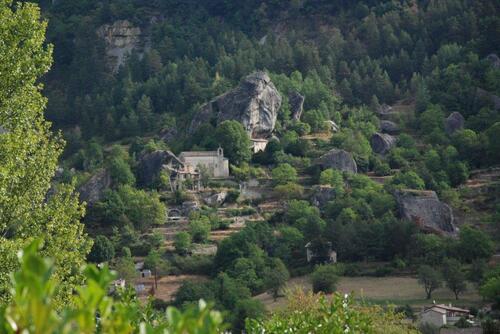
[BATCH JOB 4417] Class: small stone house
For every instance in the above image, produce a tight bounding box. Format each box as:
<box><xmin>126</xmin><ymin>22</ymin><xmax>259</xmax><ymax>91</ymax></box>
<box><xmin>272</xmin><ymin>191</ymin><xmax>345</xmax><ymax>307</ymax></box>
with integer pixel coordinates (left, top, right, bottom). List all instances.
<box><xmin>420</xmin><ymin>304</ymin><xmax>470</xmax><ymax>327</ymax></box>
<box><xmin>305</xmin><ymin>241</ymin><xmax>337</xmax><ymax>264</ymax></box>
<box><xmin>179</xmin><ymin>147</ymin><xmax>229</xmax><ymax>178</ymax></box>
<box><xmin>140</xmin><ymin>269</ymin><xmax>152</xmax><ymax>278</ymax></box>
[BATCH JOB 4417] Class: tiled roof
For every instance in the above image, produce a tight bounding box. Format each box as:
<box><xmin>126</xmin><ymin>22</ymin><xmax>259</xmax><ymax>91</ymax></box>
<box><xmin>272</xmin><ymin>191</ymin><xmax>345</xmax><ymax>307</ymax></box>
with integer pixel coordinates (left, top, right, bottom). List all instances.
<box><xmin>426</xmin><ymin>304</ymin><xmax>469</xmax><ymax>313</ymax></box>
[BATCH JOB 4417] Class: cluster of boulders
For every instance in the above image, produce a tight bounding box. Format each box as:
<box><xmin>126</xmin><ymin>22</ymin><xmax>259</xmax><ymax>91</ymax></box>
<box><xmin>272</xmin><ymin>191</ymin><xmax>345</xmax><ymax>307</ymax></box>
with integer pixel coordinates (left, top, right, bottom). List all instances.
<box><xmin>370</xmin><ymin>104</ymin><xmax>399</xmax><ymax>154</ymax></box>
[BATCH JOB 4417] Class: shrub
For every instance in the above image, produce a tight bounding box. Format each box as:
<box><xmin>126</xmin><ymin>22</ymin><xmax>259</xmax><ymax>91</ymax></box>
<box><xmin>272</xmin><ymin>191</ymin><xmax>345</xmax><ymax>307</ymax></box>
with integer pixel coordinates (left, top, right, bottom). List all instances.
<box><xmin>271</xmin><ymin>163</ymin><xmax>298</xmax><ymax>185</ymax></box>
<box><xmin>311</xmin><ymin>265</ymin><xmax>340</xmax><ymax>293</ymax></box>
<box><xmin>225</xmin><ymin>189</ymin><xmax>240</xmax><ymax>203</ymax></box>
<box><xmin>88</xmin><ymin>235</ymin><xmax>115</xmax><ymax>263</ymax></box>
<box><xmin>373</xmin><ymin>266</ymin><xmax>393</xmax><ymax>277</ymax></box>
<box><xmin>274</xmin><ymin>182</ymin><xmax>304</xmax><ymax>200</ymax></box>
<box><xmin>174</xmin><ymin>232</ymin><xmax>192</xmax><ymax>255</ymax></box>
<box><xmin>172</xmin><ymin>255</ymin><xmax>214</xmax><ymax>275</ymax></box>
<box><xmin>344</xmin><ymin>263</ymin><xmax>361</xmax><ymax>277</ymax></box>
<box><xmin>189</xmin><ymin>217</ymin><xmax>211</xmax><ymax>243</ymax></box>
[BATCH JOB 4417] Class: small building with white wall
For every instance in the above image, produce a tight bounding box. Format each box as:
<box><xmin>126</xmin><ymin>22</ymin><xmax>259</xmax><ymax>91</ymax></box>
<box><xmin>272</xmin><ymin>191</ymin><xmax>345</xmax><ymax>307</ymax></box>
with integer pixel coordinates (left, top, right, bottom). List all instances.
<box><xmin>420</xmin><ymin>304</ymin><xmax>470</xmax><ymax>327</ymax></box>
<box><xmin>179</xmin><ymin>147</ymin><xmax>229</xmax><ymax>178</ymax></box>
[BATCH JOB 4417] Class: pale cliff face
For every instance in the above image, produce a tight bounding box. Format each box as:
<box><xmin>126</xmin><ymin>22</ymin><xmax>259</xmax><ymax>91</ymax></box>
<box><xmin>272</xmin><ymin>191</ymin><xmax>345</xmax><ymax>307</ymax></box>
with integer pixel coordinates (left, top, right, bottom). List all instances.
<box><xmin>97</xmin><ymin>20</ymin><xmax>142</xmax><ymax>72</ymax></box>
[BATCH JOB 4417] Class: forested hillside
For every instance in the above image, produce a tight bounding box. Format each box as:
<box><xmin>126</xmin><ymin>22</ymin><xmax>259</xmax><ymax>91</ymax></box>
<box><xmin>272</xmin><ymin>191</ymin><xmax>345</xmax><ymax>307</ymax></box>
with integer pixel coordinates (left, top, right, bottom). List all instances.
<box><xmin>1</xmin><ymin>0</ymin><xmax>500</xmax><ymax>333</ymax></box>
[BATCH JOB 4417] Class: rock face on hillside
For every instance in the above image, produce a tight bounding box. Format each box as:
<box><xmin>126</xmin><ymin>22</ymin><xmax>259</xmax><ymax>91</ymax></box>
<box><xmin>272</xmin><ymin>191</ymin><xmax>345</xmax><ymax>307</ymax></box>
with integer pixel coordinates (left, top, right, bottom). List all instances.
<box><xmin>289</xmin><ymin>91</ymin><xmax>304</xmax><ymax>121</ymax></box>
<box><xmin>376</xmin><ymin>104</ymin><xmax>392</xmax><ymax>116</ymax></box>
<box><xmin>78</xmin><ymin>169</ymin><xmax>112</xmax><ymax>204</ymax></box>
<box><xmin>97</xmin><ymin>20</ymin><xmax>142</xmax><ymax>72</ymax></box>
<box><xmin>380</xmin><ymin>120</ymin><xmax>399</xmax><ymax>134</ymax></box>
<box><xmin>476</xmin><ymin>88</ymin><xmax>500</xmax><ymax>111</ymax></box>
<box><xmin>395</xmin><ymin>189</ymin><xmax>456</xmax><ymax>234</ymax></box>
<box><xmin>203</xmin><ymin>191</ymin><xmax>228</xmax><ymax>206</ymax></box>
<box><xmin>444</xmin><ymin>112</ymin><xmax>465</xmax><ymax>134</ymax></box>
<box><xmin>370</xmin><ymin>132</ymin><xmax>396</xmax><ymax>154</ymax></box>
<box><xmin>190</xmin><ymin>71</ymin><xmax>282</xmax><ymax>138</ymax></box>
<box><xmin>316</xmin><ymin>149</ymin><xmax>357</xmax><ymax>173</ymax></box>
<box><xmin>136</xmin><ymin>150</ymin><xmax>181</xmax><ymax>187</ymax></box>
<box><xmin>486</xmin><ymin>53</ymin><xmax>500</xmax><ymax>68</ymax></box>
<box><xmin>311</xmin><ymin>185</ymin><xmax>338</xmax><ymax>208</ymax></box>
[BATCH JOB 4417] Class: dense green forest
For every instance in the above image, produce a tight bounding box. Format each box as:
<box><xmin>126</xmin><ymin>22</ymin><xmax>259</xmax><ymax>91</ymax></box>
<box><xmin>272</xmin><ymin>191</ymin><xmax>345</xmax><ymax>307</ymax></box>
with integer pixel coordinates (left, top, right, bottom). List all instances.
<box><xmin>1</xmin><ymin>0</ymin><xmax>500</xmax><ymax>333</ymax></box>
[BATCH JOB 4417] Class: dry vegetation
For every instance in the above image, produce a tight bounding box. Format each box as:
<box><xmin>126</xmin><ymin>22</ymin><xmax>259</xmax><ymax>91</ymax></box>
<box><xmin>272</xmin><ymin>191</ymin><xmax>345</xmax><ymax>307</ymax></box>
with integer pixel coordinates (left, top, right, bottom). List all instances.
<box><xmin>255</xmin><ymin>275</ymin><xmax>482</xmax><ymax>311</ymax></box>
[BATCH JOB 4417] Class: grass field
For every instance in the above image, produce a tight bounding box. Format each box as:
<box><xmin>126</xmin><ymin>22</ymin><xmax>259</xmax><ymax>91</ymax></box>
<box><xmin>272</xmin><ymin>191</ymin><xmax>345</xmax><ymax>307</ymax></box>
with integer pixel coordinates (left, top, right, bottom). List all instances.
<box><xmin>255</xmin><ymin>275</ymin><xmax>482</xmax><ymax>311</ymax></box>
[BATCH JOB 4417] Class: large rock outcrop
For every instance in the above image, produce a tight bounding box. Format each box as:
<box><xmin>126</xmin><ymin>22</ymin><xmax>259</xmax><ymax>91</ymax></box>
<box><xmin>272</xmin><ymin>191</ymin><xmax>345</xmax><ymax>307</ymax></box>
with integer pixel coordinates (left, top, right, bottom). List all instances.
<box><xmin>316</xmin><ymin>149</ymin><xmax>357</xmax><ymax>173</ymax></box>
<box><xmin>395</xmin><ymin>189</ymin><xmax>456</xmax><ymax>234</ymax></box>
<box><xmin>136</xmin><ymin>150</ymin><xmax>182</xmax><ymax>187</ymax></box>
<box><xmin>289</xmin><ymin>91</ymin><xmax>304</xmax><ymax>121</ymax></box>
<box><xmin>78</xmin><ymin>169</ymin><xmax>112</xmax><ymax>204</ymax></box>
<box><xmin>380</xmin><ymin>120</ymin><xmax>399</xmax><ymax>134</ymax></box>
<box><xmin>444</xmin><ymin>112</ymin><xmax>465</xmax><ymax>134</ymax></box>
<box><xmin>97</xmin><ymin>20</ymin><xmax>142</xmax><ymax>72</ymax></box>
<box><xmin>370</xmin><ymin>132</ymin><xmax>396</xmax><ymax>154</ymax></box>
<box><xmin>190</xmin><ymin>71</ymin><xmax>282</xmax><ymax>138</ymax></box>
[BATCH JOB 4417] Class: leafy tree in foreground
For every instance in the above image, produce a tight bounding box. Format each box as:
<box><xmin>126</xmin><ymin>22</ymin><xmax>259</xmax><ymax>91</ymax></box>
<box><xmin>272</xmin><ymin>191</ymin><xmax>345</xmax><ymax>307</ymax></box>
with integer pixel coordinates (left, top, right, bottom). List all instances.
<box><xmin>246</xmin><ymin>289</ymin><xmax>419</xmax><ymax>333</ymax></box>
<box><xmin>0</xmin><ymin>0</ymin><xmax>90</xmax><ymax>306</ymax></box>
<box><xmin>0</xmin><ymin>241</ymin><xmax>226</xmax><ymax>333</ymax></box>
<box><xmin>418</xmin><ymin>265</ymin><xmax>442</xmax><ymax>300</ymax></box>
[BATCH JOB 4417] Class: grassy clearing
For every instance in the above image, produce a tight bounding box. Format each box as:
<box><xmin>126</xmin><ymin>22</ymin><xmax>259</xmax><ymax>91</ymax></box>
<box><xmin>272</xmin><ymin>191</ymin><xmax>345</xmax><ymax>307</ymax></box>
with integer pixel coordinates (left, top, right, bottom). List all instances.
<box><xmin>255</xmin><ymin>275</ymin><xmax>482</xmax><ymax>311</ymax></box>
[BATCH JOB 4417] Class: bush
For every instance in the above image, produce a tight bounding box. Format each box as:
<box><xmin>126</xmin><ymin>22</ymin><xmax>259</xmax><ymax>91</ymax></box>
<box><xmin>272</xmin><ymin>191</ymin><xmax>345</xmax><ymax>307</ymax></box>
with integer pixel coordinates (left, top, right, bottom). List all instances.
<box><xmin>88</xmin><ymin>235</ymin><xmax>115</xmax><ymax>263</ymax></box>
<box><xmin>418</xmin><ymin>323</ymin><xmax>439</xmax><ymax>334</ymax></box>
<box><xmin>395</xmin><ymin>304</ymin><xmax>415</xmax><ymax>320</ymax></box>
<box><xmin>311</xmin><ymin>265</ymin><xmax>340</xmax><ymax>293</ymax></box>
<box><xmin>189</xmin><ymin>217</ymin><xmax>211</xmax><ymax>243</ymax></box>
<box><xmin>271</xmin><ymin>163</ymin><xmax>298</xmax><ymax>185</ymax></box>
<box><xmin>274</xmin><ymin>182</ymin><xmax>304</xmax><ymax>200</ymax></box>
<box><xmin>130</xmin><ymin>241</ymin><xmax>152</xmax><ymax>256</ymax></box>
<box><xmin>174</xmin><ymin>232</ymin><xmax>192</xmax><ymax>255</ymax></box>
<box><xmin>344</xmin><ymin>263</ymin><xmax>361</xmax><ymax>277</ymax></box>
<box><xmin>172</xmin><ymin>255</ymin><xmax>214</xmax><ymax>275</ymax></box>
<box><xmin>226</xmin><ymin>207</ymin><xmax>257</xmax><ymax>217</ymax></box>
<box><xmin>225</xmin><ymin>189</ymin><xmax>240</xmax><ymax>203</ymax></box>
<box><xmin>373</xmin><ymin>266</ymin><xmax>393</xmax><ymax>277</ymax></box>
